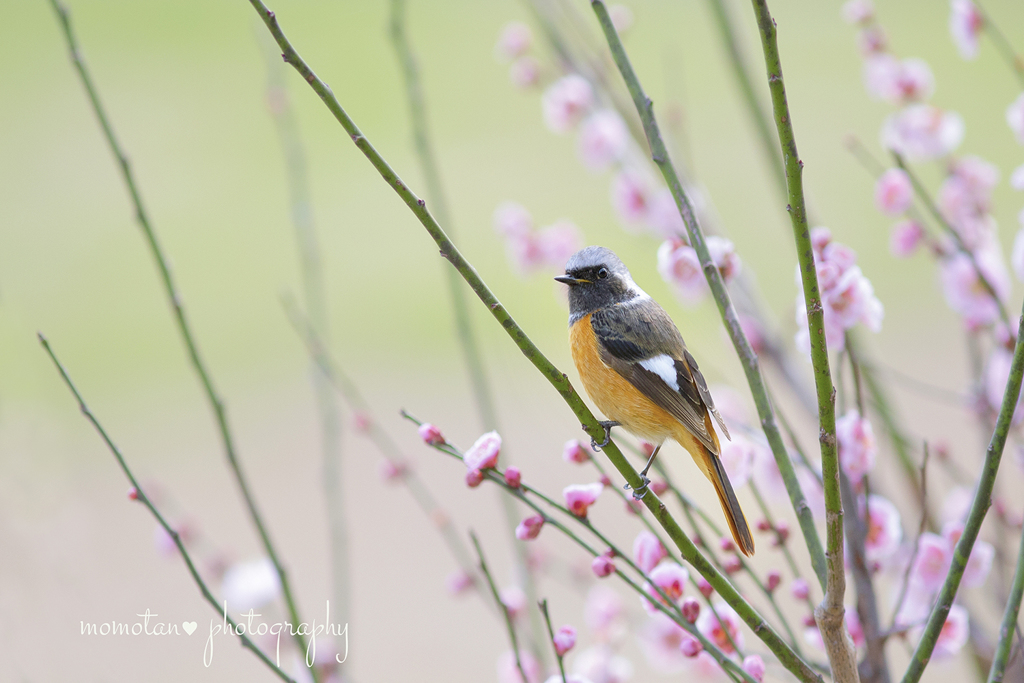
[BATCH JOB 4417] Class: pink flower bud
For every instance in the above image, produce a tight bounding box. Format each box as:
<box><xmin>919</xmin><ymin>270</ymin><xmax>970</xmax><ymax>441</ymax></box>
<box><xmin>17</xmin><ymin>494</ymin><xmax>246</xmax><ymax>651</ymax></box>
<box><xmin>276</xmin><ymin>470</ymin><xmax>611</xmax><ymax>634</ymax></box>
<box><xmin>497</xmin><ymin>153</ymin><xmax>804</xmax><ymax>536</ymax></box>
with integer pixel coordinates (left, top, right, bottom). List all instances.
<box><xmin>127</xmin><ymin>487</ymin><xmax>139</xmax><ymax>500</ymax></box>
<box><xmin>464</xmin><ymin>431</ymin><xmax>502</xmax><ymax>470</ymax></box>
<box><xmin>465</xmin><ymin>469</ymin><xmax>484</xmax><ymax>488</ymax></box>
<box><xmin>379</xmin><ymin>460</ymin><xmax>407</xmax><ymax>482</ymax></box>
<box><xmin>494</xmin><ymin>21</ymin><xmax>532</xmax><ymax>61</ymax></box>
<box><xmin>599</xmin><ymin>474</ymin><xmax>612</xmax><ymax>487</ymax></box>
<box><xmin>650</xmin><ymin>480</ymin><xmax>668</xmax><ymax>495</ymax></box>
<box><xmin>773</xmin><ymin>520</ymin><xmax>790</xmax><ymax>546</ymax></box>
<box><xmin>418</xmin><ymin>423</ymin><xmax>445</xmax><ymax>446</ymax></box>
<box><xmin>743</xmin><ymin>654</ymin><xmax>766</xmax><ymax>682</ymax></box>
<box><xmin>875</xmin><ymin>168</ymin><xmax>913</xmax><ymax>216</ymax></box>
<box><xmin>553</xmin><ymin>625</ymin><xmax>577</xmax><ymax>656</ymax></box>
<box><xmin>562</xmin><ymin>439</ymin><xmax>591</xmax><ymax>464</ymax></box>
<box><xmin>515</xmin><ymin>515</ymin><xmax>545</xmax><ymax>541</ymax></box>
<box><xmin>633</xmin><ymin>531</ymin><xmax>668</xmax><ymax>573</ymax></box>
<box><xmin>723</xmin><ymin>556</ymin><xmax>743</xmax><ymax>574</ymax></box>
<box><xmin>802</xmin><ymin>614</ymin><xmax>817</xmax><ymax>627</ymax></box>
<box><xmin>719</xmin><ymin>537</ymin><xmax>735</xmax><ymax>552</ymax></box>
<box><xmin>446</xmin><ymin>570</ymin><xmax>474</xmax><ymax>595</ymax></box>
<box><xmin>791</xmin><ymin>577</ymin><xmax>810</xmax><ymax>600</ymax></box>
<box><xmin>681</xmin><ymin>597</ymin><xmax>701</xmax><ymax>623</ymax></box>
<box><xmin>756</xmin><ymin>518</ymin><xmax>772</xmax><ymax>532</ymax></box>
<box><xmin>697</xmin><ymin>577</ymin><xmax>713</xmax><ymax>598</ymax></box>
<box><xmin>591</xmin><ymin>554</ymin><xmax>615</xmax><ymax>578</ymax></box>
<box><xmin>680</xmin><ymin>634</ymin><xmax>703</xmax><ymax>657</ymax></box>
<box><xmin>766</xmin><ymin>570</ymin><xmax>782</xmax><ymax>592</ymax></box>
<box><xmin>641</xmin><ymin>441</ymin><xmax>656</xmax><ymax>457</ymax></box>
<box><xmin>563</xmin><ymin>482</ymin><xmax>604</xmax><ymax>518</ymax></box>
<box><xmin>504</xmin><ymin>466</ymin><xmax>522</xmax><ymax>488</ymax></box>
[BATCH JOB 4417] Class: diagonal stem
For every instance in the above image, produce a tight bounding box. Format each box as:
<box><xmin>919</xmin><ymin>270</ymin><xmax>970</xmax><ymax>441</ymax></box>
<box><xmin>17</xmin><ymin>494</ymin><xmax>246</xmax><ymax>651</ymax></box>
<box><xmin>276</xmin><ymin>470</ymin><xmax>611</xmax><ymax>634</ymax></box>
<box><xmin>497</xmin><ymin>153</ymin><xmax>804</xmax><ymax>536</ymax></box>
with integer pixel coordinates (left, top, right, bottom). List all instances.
<box><xmin>989</xmin><ymin>519</ymin><xmax>1024</xmax><ymax>682</ymax></box>
<box><xmin>39</xmin><ymin>335</ymin><xmax>297</xmax><ymax>683</ymax></box>
<box><xmin>47</xmin><ymin>1</ymin><xmax>316</xmax><ymax>673</ymax></box>
<box><xmin>903</xmin><ymin>306</ymin><xmax>1024</xmax><ymax>683</ymax></box>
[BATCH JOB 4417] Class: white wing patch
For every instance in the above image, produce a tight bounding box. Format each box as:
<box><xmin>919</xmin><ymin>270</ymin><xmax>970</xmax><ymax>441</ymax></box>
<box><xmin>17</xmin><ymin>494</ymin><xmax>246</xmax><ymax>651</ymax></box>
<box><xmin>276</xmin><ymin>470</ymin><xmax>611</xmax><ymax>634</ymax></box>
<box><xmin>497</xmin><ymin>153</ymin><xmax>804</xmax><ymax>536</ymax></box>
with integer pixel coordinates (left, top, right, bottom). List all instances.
<box><xmin>638</xmin><ymin>354</ymin><xmax>680</xmax><ymax>391</ymax></box>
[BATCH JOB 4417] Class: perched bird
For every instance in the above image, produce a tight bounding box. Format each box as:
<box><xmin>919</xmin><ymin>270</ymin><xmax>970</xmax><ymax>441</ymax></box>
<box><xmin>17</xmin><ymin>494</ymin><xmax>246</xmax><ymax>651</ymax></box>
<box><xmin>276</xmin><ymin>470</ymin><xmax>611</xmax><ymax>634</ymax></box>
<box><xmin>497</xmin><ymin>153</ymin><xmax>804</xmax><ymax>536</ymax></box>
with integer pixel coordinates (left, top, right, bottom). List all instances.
<box><xmin>555</xmin><ymin>246</ymin><xmax>754</xmax><ymax>556</ymax></box>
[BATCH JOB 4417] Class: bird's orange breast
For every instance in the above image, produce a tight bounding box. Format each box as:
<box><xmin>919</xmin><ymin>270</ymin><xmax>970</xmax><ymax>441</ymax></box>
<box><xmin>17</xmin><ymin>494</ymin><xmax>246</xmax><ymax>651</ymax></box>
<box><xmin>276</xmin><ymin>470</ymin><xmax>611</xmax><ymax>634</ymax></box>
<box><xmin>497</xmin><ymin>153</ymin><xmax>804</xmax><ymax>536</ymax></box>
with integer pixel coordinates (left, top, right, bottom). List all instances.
<box><xmin>569</xmin><ymin>313</ymin><xmax>681</xmax><ymax>445</ymax></box>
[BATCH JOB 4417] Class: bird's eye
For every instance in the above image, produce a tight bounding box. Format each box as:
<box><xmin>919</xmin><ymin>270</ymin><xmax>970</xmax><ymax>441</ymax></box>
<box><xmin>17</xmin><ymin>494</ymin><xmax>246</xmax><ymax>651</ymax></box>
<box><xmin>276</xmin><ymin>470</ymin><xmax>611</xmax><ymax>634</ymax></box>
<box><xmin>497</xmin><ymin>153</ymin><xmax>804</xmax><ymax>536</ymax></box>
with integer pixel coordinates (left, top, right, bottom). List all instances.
<box><xmin>597</xmin><ymin>267</ymin><xmax>609</xmax><ymax>279</ymax></box>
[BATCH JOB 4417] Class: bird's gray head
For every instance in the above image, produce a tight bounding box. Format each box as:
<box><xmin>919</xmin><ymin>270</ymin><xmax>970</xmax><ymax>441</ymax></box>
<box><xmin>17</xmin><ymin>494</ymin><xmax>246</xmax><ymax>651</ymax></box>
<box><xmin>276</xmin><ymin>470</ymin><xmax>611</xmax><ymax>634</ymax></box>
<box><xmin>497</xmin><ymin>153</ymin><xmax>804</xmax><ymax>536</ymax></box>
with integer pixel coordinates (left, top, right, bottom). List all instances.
<box><xmin>555</xmin><ymin>246</ymin><xmax>648</xmax><ymax>323</ymax></box>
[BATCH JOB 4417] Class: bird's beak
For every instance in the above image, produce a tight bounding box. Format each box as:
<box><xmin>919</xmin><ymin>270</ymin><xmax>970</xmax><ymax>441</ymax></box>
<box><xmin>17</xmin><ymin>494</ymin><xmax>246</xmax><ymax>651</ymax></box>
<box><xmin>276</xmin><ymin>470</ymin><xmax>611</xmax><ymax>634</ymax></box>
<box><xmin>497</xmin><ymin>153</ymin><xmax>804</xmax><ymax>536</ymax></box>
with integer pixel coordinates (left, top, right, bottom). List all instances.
<box><xmin>554</xmin><ymin>275</ymin><xmax>589</xmax><ymax>285</ymax></box>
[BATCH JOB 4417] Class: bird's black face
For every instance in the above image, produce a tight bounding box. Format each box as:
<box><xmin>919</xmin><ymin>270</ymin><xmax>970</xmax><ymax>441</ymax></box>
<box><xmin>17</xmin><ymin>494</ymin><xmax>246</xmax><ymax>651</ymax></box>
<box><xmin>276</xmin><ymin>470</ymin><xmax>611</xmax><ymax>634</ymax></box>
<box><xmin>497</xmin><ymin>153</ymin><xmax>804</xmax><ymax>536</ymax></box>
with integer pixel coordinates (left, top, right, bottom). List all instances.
<box><xmin>555</xmin><ymin>246</ymin><xmax>642</xmax><ymax>322</ymax></box>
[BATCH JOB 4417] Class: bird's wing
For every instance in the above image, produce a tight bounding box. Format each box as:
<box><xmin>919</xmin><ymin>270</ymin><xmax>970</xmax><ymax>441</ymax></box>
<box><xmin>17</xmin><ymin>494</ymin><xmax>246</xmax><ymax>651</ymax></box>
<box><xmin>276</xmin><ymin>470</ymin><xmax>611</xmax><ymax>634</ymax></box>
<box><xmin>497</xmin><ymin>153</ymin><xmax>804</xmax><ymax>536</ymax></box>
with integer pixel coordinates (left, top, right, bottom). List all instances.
<box><xmin>590</xmin><ymin>303</ymin><xmax>729</xmax><ymax>453</ymax></box>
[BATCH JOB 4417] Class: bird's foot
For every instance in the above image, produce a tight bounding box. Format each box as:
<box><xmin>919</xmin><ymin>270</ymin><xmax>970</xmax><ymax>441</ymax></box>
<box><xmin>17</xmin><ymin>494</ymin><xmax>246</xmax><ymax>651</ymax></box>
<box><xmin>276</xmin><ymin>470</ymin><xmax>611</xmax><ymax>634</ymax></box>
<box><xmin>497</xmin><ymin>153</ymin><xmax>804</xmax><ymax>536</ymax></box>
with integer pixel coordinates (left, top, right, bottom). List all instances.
<box><xmin>588</xmin><ymin>420</ymin><xmax>620</xmax><ymax>451</ymax></box>
<box><xmin>624</xmin><ymin>475</ymin><xmax>651</xmax><ymax>501</ymax></box>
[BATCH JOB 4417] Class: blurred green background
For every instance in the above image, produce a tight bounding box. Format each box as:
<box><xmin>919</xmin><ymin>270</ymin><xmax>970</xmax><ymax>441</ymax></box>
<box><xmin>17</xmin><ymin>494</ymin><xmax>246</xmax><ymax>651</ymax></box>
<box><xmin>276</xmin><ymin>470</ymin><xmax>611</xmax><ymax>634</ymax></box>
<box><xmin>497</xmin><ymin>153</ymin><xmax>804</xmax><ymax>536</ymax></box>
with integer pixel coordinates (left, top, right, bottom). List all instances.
<box><xmin>2</xmin><ymin>0</ymin><xmax>1023</xmax><ymax>680</ymax></box>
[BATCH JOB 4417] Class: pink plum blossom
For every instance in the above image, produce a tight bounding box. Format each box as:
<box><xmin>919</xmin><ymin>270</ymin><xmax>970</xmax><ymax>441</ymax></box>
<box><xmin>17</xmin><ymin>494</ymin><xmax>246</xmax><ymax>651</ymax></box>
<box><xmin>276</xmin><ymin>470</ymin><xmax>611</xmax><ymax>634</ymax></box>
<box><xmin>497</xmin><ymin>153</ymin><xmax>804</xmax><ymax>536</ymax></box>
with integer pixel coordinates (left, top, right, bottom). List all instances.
<box><xmin>864</xmin><ymin>55</ymin><xmax>934</xmax><ymax>105</ymax></box>
<box><xmin>641</xmin><ymin>562</ymin><xmax>688</xmax><ymax>614</ymax></box>
<box><xmin>658</xmin><ymin>239</ymin><xmax>707</xmax><ymax>304</ymax></box>
<box><xmin>836</xmin><ymin>410</ymin><xmax>877</xmax><ymax>484</ymax></box>
<box><xmin>515</xmin><ymin>515</ymin><xmax>545</xmax><ymax>540</ymax></box>
<box><xmin>633</xmin><ymin>530</ymin><xmax>668</xmax><ymax>573</ymax></box>
<box><xmin>743</xmin><ymin>655</ymin><xmax>766</xmax><ymax>682</ymax></box>
<box><xmin>719</xmin><ymin>437</ymin><xmax>755</xmax><ymax>489</ymax></box>
<box><xmin>500</xmin><ymin>585</ymin><xmax>527</xmax><ymax>620</ymax></box>
<box><xmin>639</xmin><ymin>613</ymin><xmax>693</xmax><ymax>672</ymax></box>
<box><xmin>891</xmin><ymin>220</ymin><xmax>925</xmax><ymax>257</ymax></box>
<box><xmin>610</xmin><ymin>169</ymin><xmax>654</xmax><ymax>230</ymax></box>
<box><xmin>931</xmin><ymin>604</ymin><xmax>970</xmax><ymax>659</ymax></box>
<box><xmin>696</xmin><ymin>601</ymin><xmax>744</xmax><ymax>655</ymax></box>
<box><xmin>707</xmin><ymin>236</ymin><xmax>742</xmax><ymax>283</ymax></box>
<box><xmin>939</xmin><ymin>243</ymin><xmax>1011</xmax><ymax>329</ymax></box>
<box><xmin>553</xmin><ymin>625</ymin><xmax>577</xmax><ymax>656</ymax></box>
<box><xmin>577</xmin><ymin>110</ymin><xmax>629</xmax><ymax>171</ymax></box>
<box><xmin>509</xmin><ymin>56</ymin><xmax>540</xmax><ymax>89</ymax></box>
<box><xmin>417</xmin><ymin>423</ymin><xmax>445</xmax><ymax>446</ymax></box>
<box><xmin>985</xmin><ymin>344</ymin><xmax>1024</xmax><ymax>421</ymax></box>
<box><xmin>1009</xmin><ymin>94</ymin><xmax>1024</xmax><ymax>145</ymax></box>
<box><xmin>498</xmin><ymin>649</ymin><xmax>542</xmax><ymax>683</ymax></box>
<box><xmin>585</xmin><ymin>585</ymin><xmax>625</xmax><ymax>641</ymax></box>
<box><xmin>573</xmin><ymin>645</ymin><xmax>633</xmax><ymax>683</ymax></box>
<box><xmin>882</xmin><ymin>104</ymin><xmax>964</xmax><ymax>160</ymax></box>
<box><xmin>543</xmin><ymin>677</ymin><xmax>590</xmax><ymax>683</ymax></box>
<box><xmin>591</xmin><ymin>554</ymin><xmax>615</xmax><ymax>578</ymax></box>
<box><xmin>464</xmin><ymin>431</ymin><xmax>502</xmax><ymax>470</ymax></box>
<box><xmin>685</xmin><ymin>651</ymin><xmax>728</xmax><ymax>681</ymax></box>
<box><xmin>858</xmin><ymin>26</ymin><xmax>887</xmax><ymax>56</ymax></box>
<box><xmin>841</xmin><ymin>0</ymin><xmax>874</xmax><ymax>24</ymax></box>
<box><xmin>863</xmin><ymin>495</ymin><xmax>903</xmax><ymax>564</ymax></box>
<box><xmin>495</xmin><ymin>22</ymin><xmax>532</xmax><ymax>61</ymax></box>
<box><xmin>1010</xmin><ymin>164</ymin><xmax>1024</xmax><ymax>191</ymax></box>
<box><xmin>791</xmin><ymin>578</ymin><xmax>810</xmax><ymax>600</ymax></box>
<box><xmin>494</xmin><ymin>201</ymin><xmax>534</xmax><ymax>238</ymax></box>
<box><xmin>504</xmin><ymin>466</ymin><xmax>522</xmax><ymax>488</ymax></box>
<box><xmin>563</xmin><ymin>439</ymin><xmax>591</xmax><ymax>464</ymax></box>
<box><xmin>646</xmin><ymin>188</ymin><xmax>686</xmax><ymax>238</ymax></box>
<box><xmin>681</xmin><ymin>597</ymin><xmax>701</xmax><ymax>623</ymax></box>
<box><xmin>949</xmin><ymin>0</ymin><xmax>983</xmax><ymax>60</ymax></box>
<box><xmin>542</xmin><ymin>74</ymin><xmax>594</xmax><ymax>133</ymax></box>
<box><xmin>874</xmin><ymin>168</ymin><xmax>913</xmax><ymax>215</ymax></box>
<box><xmin>911</xmin><ymin>532</ymin><xmax>953</xmax><ymax>593</ymax></box>
<box><xmin>446</xmin><ymin>570</ymin><xmax>474</xmax><ymax>595</ymax></box>
<box><xmin>564</xmin><ymin>482</ymin><xmax>604</xmax><ymax>518</ymax></box>
<box><xmin>379</xmin><ymin>460</ymin><xmax>407</xmax><ymax>482</ymax></box>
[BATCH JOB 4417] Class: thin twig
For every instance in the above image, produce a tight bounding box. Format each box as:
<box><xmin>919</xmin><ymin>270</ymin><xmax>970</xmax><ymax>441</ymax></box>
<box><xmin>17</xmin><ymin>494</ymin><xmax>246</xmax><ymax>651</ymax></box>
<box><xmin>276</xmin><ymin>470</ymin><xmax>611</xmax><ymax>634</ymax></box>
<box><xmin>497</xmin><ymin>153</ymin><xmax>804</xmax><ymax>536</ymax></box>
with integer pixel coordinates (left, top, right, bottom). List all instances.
<box><xmin>538</xmin><ymin>600</ymin><xmax>568</xmax><ymax>683</ymax></box>
<box><xmin>38</xmin><ymin>335</ymin><xmax>296</xmax><ymax>683</ymax></box>
<box><xmin>472</xmin><ymin>533</ymin><xmax>528</xmax><ymax>683</ymax></box>
<box><xmin>47</xmin><ymin>1</ymin><xmax>316</xmax><ymax>672</ymax></box>
<box><xmin>902</xmin><ymin>307</ymin><xmax>1024</xmax><ymax>683</ymax></box>
<box><xmin>746</xmin><ymin>1</ymin><xmax>856</xmax><ymax>680</ymax></box>
<box><xmin>248</xmin><ymin>4</ymin><xmax>819</xmax><ymax>678</ymax></box>
<box><xmin>891</xmin><ymin>444</ymin><xmax>931</xmax><ymax>633</ymax></box>
<box><xmin>988</xmin><ymin>507</ymin><xmax>1024</xmax><ymax>682</ymax></box>
<box><xmin>973</xmin><ymin>0</ymin><xmax>1024</xmax><ymax>89</ymax></box>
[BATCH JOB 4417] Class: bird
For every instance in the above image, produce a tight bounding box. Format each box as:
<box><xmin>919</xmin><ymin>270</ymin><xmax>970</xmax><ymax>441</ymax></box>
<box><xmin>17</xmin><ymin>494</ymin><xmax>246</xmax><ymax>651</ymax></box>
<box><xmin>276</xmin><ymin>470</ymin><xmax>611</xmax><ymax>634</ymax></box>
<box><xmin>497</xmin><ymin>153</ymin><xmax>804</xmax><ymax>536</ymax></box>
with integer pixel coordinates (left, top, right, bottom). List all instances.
<box><xmin>555</xmin><ymin>245</ymin><xmax>754</xmax><ymax>556</ymax></box>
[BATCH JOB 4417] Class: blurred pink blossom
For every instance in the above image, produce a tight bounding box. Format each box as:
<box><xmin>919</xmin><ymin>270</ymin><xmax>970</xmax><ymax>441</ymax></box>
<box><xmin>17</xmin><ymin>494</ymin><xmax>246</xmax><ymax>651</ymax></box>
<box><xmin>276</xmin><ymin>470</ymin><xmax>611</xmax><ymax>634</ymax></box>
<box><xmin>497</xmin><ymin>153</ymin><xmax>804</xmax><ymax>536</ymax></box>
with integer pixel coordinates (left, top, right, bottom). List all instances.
<box><xmin>1008</xmin><ymin>93</ymin><xmax>1024</xmax><ymax>144</ymax></box>
<box><xmin>591</xmin><ymin>554</ymin><xmax>615</xmax><ymax>578</ymax></box>
<box><xmin>504</xmin><ymin>466</ymin><xmax>522</xmax><ymax>488</ymax></box>
<box><xmin>641</xmin><ymin>562</ymin><xmax>688</xmax><ymax>614</ymax></box>
<box><xmin>379</xmin><ymin>460</ymin><xmax>406</xmax><ymax>482</ymax></box>
<box><xmin>942</xmin><ymin>522</ymin><xmax>994</xmax><ymax>587</ymax></box>
<box><xmin>495</xmin><ymin>22</ymin><xmax>532</xmax><ymax>61</ymax></box>
<box><xmin>931</xmin><ymin>604</ymin><xmax>970</xmax><ymax>659</ymax></box>
<box><xmin>911</xmin><ymin>532</ymin><xmax>953</xmax><ymax>593</ymax></box>
<box><xmin>646</xmin><ymin>188</ymin><xmax>686</xmax><ymax>238</ymax></box>
<box><xmin>564</xmin><ymin>482</ymin><xmax>604</xmax><ymax>518</ymax></box>
<box><xmin>509</xmin><ymin>56</ymin><xmax>541</xmax><ymax>89</ymax></box>
<box><xmin>949</xmin><ymin>0</ymin><xmax>983</xmax><ymax>60</ymax></box>
<box><xmin>864</xmin><ymin>55</ymin><xmax>934</xmax><ymax>105</ymax></box>
<box><xmin>679</xmin><ymin>634</ymin><xmax>702</xmax><ymax>658</ymax></box>
<box><xmin>696</xmin><ymin>601</ymin><xmax>744</xmax><ymax>655</ymax></box>
<box><xmin>465</xmin><ymin>469</ymin><xmax>484</xmax><ymax>487</ymax></box>
<box><xmin>891</xmin><ymin>220</ymin><xmax>925</xmax><ymax>257</ymax></box>
<box><xmin>881</xmin><ymin>104</ymin><xmax>964</xmax><ymax>160</ymax></box>
<box><xmin>719</xmin><ymin>437</ymin><xmax>755</xmax><ymax>489</ymax></box>
<box><xmin>791</xmin><ymin>578</ymin><xmax>810</xmax><ymax>600</ymax></box>
<box><xmin>542</xmin><ymin>74</ymin><xmax>594</xmax><ymax>133</ymax></box>
<box><xmin>742</xmin><ymin>654</ymin><xmax>766</xmax><ymax>683</ymax></box>
<box><xmin>610</xmin><ymin>169</ymin><xmax>654</xmax><ymax>230</ymax></box>
<box><xmin>939</xmin><ymin>243</ymin><xmax>1011</xmax><ymax>329</ymax></box>
<box><xmin>573</xmin><ymin>644</ymin><xmax>633</xmax><ymax>683</ymax></box>
<box><xmin>841</xmin><ymin>0</ymin><xmax>874</xmax><ymax>24</ymax></box>
<box><xmin>585</xmin><ymin>585</ymin><xmax>625</xmax><ymax>641</ymax></box>
<box><xmin>657</xmin><ymin>239</ymin><xmax>707</xmax><ymax>304</ymax></box>
<box><xmin>874</xmin><ymin>168</ymin><xmax>913</xmax><ymax>215</ymax></box>
<box><xmin>707</xmin><ymin>236</ymin><xmax>742</xmax><ymax>283</ymax></box>
<box><xmin>806</xmin><ymin>609</ymin><xmax>865</xmax><ymax>651</ymax></box>
<box><xmin>563</xmin><ymin>439</ymin><xmax>592</xmax><ymax>464</ymax></box>
<box><xmin>633</xmin><ymin>530</ymin><xmax>668</xmax><ymax>573</ymax></box>
<box><xmin>836</xmin><ymin>410</ymin><xmax>877</xmax><ymax>484</ymax></box>
<box><xmin>577</xmin><ymin>110</ymin><xmax>629</xmax><ymax>172</ymax></box>
<box><xmin>500</xmin><ymin>585</ymin><xmax>527</xmax><ymax>620</ymax></box>
<box><xmin>638</xmin><ymin>613</ymin><xmax>689</xmax><ymax>673</ymax></box>
<box><xmin>554</xmin><ymin>625</ymin><xmax>577</xmax><ymax>656</ymax></box>
<box><xmin>857</xmin><ymin>26</ymin><xmax>887</xmax><ymax>56</ymax></box>
<box><xmin>766</xmin><ymin>570</ymin><xmax>782</xmax><ymax>592</ymax></box>
<box><xmin>446</xmin><ymin>570</ymin><xmax>473</xmax><ymax>595</ymax></box>
<box><xmin>681</xmin><ymin>596</ymin><xmax>701</xmax><ymax>623</ymax></box>
<box><xmin>498</xmin><ymin>649</ymin><xmax>542</xmax><ymax>683</ymax></box>
<box><xmin>516</xmin><ymin>515</ymin><xmax>545</xmax><ymax>540</ymax></box>
<box><xmin>1010</xmin><ymin>164</ymin><xmax>1024</xmax><ymax>191</ymax></box>
<box><xmin>685</xmin><ymin>651</ymin><xmax>728</xmax><ymax>681</ymax></box>
<box><xmin>494</xmin><ymin>201</ymin><xmax>534</xmax><ymax>238</ymax></box>
<box><xmin>863</xmin><ymin>494</ymin><xmax>902</xmax><ymax>564</ymax></box>
<box><xmin>464</xmin><ymin>431</ymin><xmax>502</xmax><ymax>470</ymax></box>
<box><xmin>538</xmin><ymin>220</ymin><xmax>584</xmax><ymax>268</ymax></box>
<box><xmin>417</xmin><ymin>423</ymin><xmax>445</xmax><ymax>446</ymax></box>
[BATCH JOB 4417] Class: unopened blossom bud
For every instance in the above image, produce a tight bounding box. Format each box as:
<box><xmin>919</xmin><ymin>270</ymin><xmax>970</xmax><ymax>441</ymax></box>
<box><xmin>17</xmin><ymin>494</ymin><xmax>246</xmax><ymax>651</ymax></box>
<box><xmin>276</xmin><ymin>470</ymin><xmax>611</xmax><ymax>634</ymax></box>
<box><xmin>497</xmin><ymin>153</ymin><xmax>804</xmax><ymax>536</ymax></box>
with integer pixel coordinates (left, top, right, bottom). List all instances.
<box><xmin>680</xmin><ymin>635</ymin><xmax>703</xmax><ymax>657</ymax></box>
<box><xmin>756</xmin><ymin>518</ymin><xmax>772</xmax><ymax>532</ymax></box>
<box><xmin>553</xmin><ymin>625</ymin><xmax>577</xmax><ymax>656</ymax></box>
<box><xmin>418</xmin><ymin>423</ymin><xmax>445</xmax><ymax>446</ymax></box>
<box><xmin>697</xmin><ymin>577</ymin><xmax>713</xmax><ymax>598</ymax></box>
<box><xmin>891</xmin><ymin>220</ymin><xmax>925</xmax><ymax>258</ymax></box>
<box><xmin>128</xmin><ymin>487</ymin><xmax>139</xmax><ymax>500</ymax></box>
<box><xmin>766</xmin><ymin>570</ymin><xmax>782</xmax><ymax>593</ymax></box>
<box><xmin>515</xmin><ymin>515</ymin><xmax>545</xmax><ymax>541</ymax></box>
<box><xmin>724</xmin><ymin>555</ymin><xmax>743</xmax><ymax>574</ymax></box>
<box><xmin>719</xmin><ymin>537</ymin><xmax>735</xmax><ymax>552</ymax></box>
<box><xmin>465</xmin><ymin>469</ymin><xmax>484</xmax><ymax>488</ymax></box>
<box><xmin>562</xmin><ymin>439</ymin><xmax>591</xmax><ymax>464</ymax></box>
<box><xmin>681</xmin><ymin>597</ymin><xmax>701</xmax><ymax>623</ymax></box>
<box><xmin>591</xmin><ymin>554</ymin><xmax>615</xmax><ymax>578</ymax></box>
<box><xmin>599</xmin><ymin>474</ymin><xmax>612</xmax><ymax>487</ymax></box>
<box><xmin>464</xmin><ymin>431</ymin><xmax>502</xmax><ymax>471</ymax></box>
<box><xmin>564</xmin><ymin>483</ymin><xmax>604</xmax><ymax>518</ymax></box>
<box><xmin>773</xmin><ymin>521</ymin><xmax>790</xmax><ymax>546</ymax></box>
<box><xmin>803</xmin><ymin>614</ymin><xmax>817</xmax><ymax>628</ymax></box>
<box><xmin>504</xmin><ymin>466</ymin><xmax>522</xmax><ymax>488</ymax></box>
<box><xmin>650</xmin><ymin>480</ymin><xmax>668</xmax><ymax>495</ymax></box>
<box><xmin>743</xmin><ymin>654</ymin><xmax>766</xmax><ymax>682</ymax></box>
<box><xmin>875</xmin><ymin>169</ymin><xmax>913</xmax><ymax>216</ymax></box>
<box><xmin>791</xmin><ymin>577</ymin><xmax>810</xmax><ymax>600</ymax></box>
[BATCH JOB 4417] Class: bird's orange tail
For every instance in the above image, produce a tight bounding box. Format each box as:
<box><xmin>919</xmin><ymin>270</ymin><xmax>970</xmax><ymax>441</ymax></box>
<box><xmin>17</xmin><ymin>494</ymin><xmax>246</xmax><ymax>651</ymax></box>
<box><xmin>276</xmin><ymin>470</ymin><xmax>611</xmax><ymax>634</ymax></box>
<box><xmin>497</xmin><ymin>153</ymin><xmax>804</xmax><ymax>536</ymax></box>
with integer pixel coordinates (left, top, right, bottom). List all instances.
<box><xmin>706</xmin><ymin>448</ymin><xmax>755</xmax><ymax>556</ymax></box>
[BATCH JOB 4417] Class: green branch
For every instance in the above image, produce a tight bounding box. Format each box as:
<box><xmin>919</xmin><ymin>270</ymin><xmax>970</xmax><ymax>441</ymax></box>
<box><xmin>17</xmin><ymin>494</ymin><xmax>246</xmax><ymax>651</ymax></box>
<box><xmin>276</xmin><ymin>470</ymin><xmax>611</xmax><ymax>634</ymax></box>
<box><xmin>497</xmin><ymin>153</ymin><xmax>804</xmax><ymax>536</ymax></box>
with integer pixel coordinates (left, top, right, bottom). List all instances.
<box><xmin>903</xmin><ymin>307</ymin><xmax>1024</xmax><ymax>683</ymax></box>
